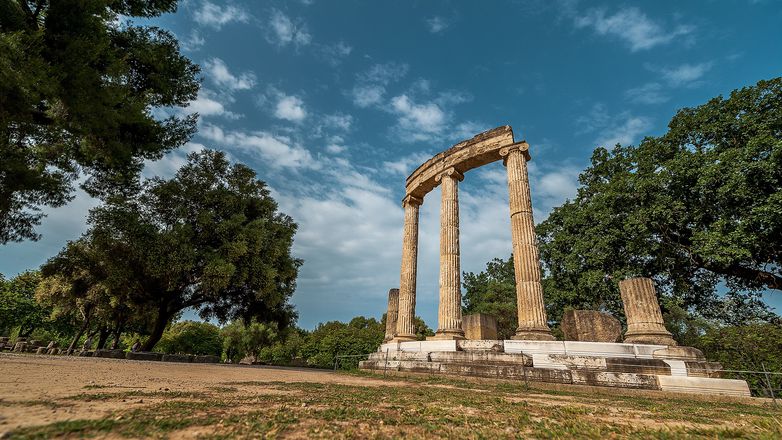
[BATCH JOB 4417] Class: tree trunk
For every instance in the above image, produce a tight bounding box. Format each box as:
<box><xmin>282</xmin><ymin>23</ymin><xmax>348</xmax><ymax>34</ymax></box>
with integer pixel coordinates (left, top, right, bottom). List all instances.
<box><xmin>97</xmin><ymin>326</ymin><xmax>110</xmax><ymax>349</ymax></box>
<box><xmin>67</xmin><ymin>318</ymin><xmax>90</xmax><ymax>355</ymax></box>
<box><xmin>141</xmin><ymin>306</ymin><xmax>171</xmax><ymax>352</ymax></box>
<box><xmin>111</xmin><ymin>322</ymin><xmax>124</xmax><ymax>350</ymax></box>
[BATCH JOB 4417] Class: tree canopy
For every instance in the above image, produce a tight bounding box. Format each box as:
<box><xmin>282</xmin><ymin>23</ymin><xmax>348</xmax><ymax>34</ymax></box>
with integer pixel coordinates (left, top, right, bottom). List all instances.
<box><xmin>41</xmin><ymin>150</ymin><xmax>302</xmax><ymax>350</ymax></box>
<box><xmin>537</xmin><ymin>77</ymin><xmax>782</xmax><ymax>324</ymax></box>
<box><xmin>0</xmin><ymin>0</ymin><xmax>199</xmax><ymax>243</ymax></box>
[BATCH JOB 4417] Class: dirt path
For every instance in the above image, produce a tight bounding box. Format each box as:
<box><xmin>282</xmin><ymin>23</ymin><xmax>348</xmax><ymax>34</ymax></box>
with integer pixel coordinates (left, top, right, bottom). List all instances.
<box><xmin>0</xmin><ymin>353</ymin><xmax>396</xmax><ymax>433</ymax></box>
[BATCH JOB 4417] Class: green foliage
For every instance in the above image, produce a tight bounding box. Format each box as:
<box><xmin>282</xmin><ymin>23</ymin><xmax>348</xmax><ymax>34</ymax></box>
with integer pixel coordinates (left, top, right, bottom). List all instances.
<box><xmin>0</xmin><ymin>270</ymin><xmax>47</xmax><ymax>336</ymax></box>
<box><xmin>48</xmin><ymin>150</ymin><xmax>301</xmax><ymax>351</ymax></box>
<box><xmin>301</xmin><ymin>317</ymin><xmax>384</xmax><ymax>369</ymax></box>
<box><xmin>696</xmin><ymin>323</ymin><xmax>782</xmax><ymax>396</ymax></box>
<box><xmin>0</xmin><ymin>0</ymin><xmax>199</xmax><ymax>243</ymax></box>
<box><xmin>462</xmin><ymin>257</ymin><xmax>518</xmax><ymax>339</ymax></box>
<box><xmin>537</xmin><ymin>77</ymin><xmax>782</xmax><ymax>324</ymax></box>
<box><xmin>380</xmin><ymin>313</ymin><xmax>434</xmax><ymax>341</ymax></box>
<box><xmin>155</xmin><ymin>321</ymin><xmax>223</xmax><ymax>356</ymax></box>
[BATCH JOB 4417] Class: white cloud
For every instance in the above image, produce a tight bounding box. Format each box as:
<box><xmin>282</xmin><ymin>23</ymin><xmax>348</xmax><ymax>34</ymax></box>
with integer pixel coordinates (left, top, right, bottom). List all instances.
<box><xmin>390</xmin><ymin>95</ymin><xmax>447</xmax><ymax>141</ymax></box>
<box><xmin>274</xmin><ymin>95</ymin><xmax>307</xmax><ymax>122</ymax></box>
<box><xmin>203</xmin><ymin>58</ymin><xmax>256</xmax><ymax>91</ymax></box>
<box><xmin>658</xmin><ymin>62</ymin><xmax>713</xmax><ymax>87</ymax></box>
<box><xmin>319</xmin><ymin>41</ymin><xmax>353</xmax><ymax>66</ymax></box>
<box><xmin>574</xmin><ymin>7</ymin><xmax>693</xmax><ymax>51</ymax></box>
<box><xmin>193</xmin><ymin>1</ymin><xmax>249</xmax><ymax>30</ymax></box>
<box><xmin>382</xmin><ymin>151</ymin><xmax>433</xmax><ymax>176</ymax></box>
<box><xmin>577</xmin><ymin>103</ymin><xmax>652</xmax><ymax>147</ymax></box>
<box><xmin>625</xmin><ymin>82</ymin><xmax>669</xmax><ymax>104</ymax></box>
<box><xmin>359</xmin><ymin>63</ymin><xmax>409</xmax><ymax>85</ymax></box>
<box><xmin>267</xmin><ymin>9</ymin><xmax>311</xmax><ymax>47</ymax></box>
<box><xmin>180</xmin><ymin>29</ymin><xmax>205</xmax><ymax>51</ymax></box>
<box><xmin>595</xmin><ymin>116</ymin><xmax>652</xmax><ymax>147</ymax></box>
<box><xmin>199</xmin><ymin>124</ymin><xmax>315</xmax><ymax>169</ymax></box>
<box><xmin>350</xmin><ymin>85</ymin><xmax>385</xmax><ymax>108</ymax></box>
<box><xmin>426</xmin><ymin>16</ymin><xmax>449</xmax><ymax>33</ymax></box>
<box><xmin>453</xmin><ymin>121</ymin><xmax>490</xmax><ymax>140</ymax></box>
<box><xmin>143</xmin><ymin>142</ymin><xmax>207</xmax><ymax>179</ymax></box>
<box><xmin>325</xmin><ymin>144</ymin><xmax>346</xmax><ymax>154</ymax></box>
<box><xmin>321</xmin><ymin>114</ymin><xmax>353</xmax><ymax>132</ymax></box>
<box><xmin>185</xmin><ymin>89</ymin><xmax>241</xmax><ymax>119</ymax></box>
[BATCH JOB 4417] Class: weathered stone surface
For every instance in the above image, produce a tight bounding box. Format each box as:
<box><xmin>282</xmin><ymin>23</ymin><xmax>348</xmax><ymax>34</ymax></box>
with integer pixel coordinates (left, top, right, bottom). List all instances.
<box><xmin>161</xmin><ymin>354</ymin><xmax>192</xmax><ymax>363</ymax></box>
<box><xmin>652</xmin><ymin>346</ymin><xmax>704</xmax><ymax>360</ymax></box>
<box><xmin>126</xmin><ymin>351</ymin><xmax>162</xmax><ymax>361</ymax></box>
<box><xmin>502</xmin><ymin>144</ymin><xmax>553</xmax><ymax>341</ymax></box>
<box><xmin>383</xmin><ymin>288</ymin><xmax>399</xmax><ymax>342</ymax></box>
<box><xmin>193</xmin><ymin>355</ymin><xmax>220</xmax><ymax>363</ymax></box>
<box><xmin>394</xmin><ymin>195</ymin><xmax>421</xmax><ymax>342</ymax></box>
<box><xmin>561</xmin><ymin>310</ymin><xmax>621</xmax><ymax>343</ymax></box>
<box><xmin>461</xmin><ymin>314</ymin><xmax>498</xmax><ymax>340</ymax></box>
<box><xmin>12</xmin><ymin>342</ymin><xmax>27</xmax><ymax>352</ymax></box>
<box><xmin>94</xmin><ymin>349</ymin><xmax>126</xmax><ymax>359</ymax></box>
<box><xmin>620</xmin><ymin>278</ymin><xmax>677</xmax><ymax>346</ymax></box>
<box><xmin>48</xmin><ymin>348</ymin><xmax>60</xmax><ymax>355</ymax></box>
<box><xmin>457</xmin><ymin>340</ymin><xmax>503</xmax><ymax>352</ymax></box>
<box><xmin>78</xmin><ymin>350</ymin><xmax>94</xmax><ymax>357</ymax></box>
<box><xmin>430</xmin><ymin>168</ymin><xmax>465</xmax><ymax>340</ymax></box>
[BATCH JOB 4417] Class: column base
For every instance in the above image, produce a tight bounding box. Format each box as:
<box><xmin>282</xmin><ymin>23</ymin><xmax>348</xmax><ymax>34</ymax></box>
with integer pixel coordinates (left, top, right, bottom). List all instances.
<box><xmin>624</xmin><ymin>330</ymin><xmax>677</xmax><ymax>346</ymax></box>
<box><xmin>391</xmin><ymin>334</ymin><xmax>417</xmax><ymax>342</ymax></box>
<box><xmin>511</xmin><ymin>328</ymin><xmax>556</xmax><ymax>341</ymax></box>
<box><xmin>427</xmin><ymin>330</ymin><xmax>465</xmax><ymax>340</ymax></box>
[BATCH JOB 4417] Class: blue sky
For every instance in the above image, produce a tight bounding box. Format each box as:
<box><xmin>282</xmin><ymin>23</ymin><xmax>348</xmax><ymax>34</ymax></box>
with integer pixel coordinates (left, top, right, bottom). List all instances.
<box><xmin>2</xmin><ymin>0</ymin><xmax>781</xmax><ymax>329</ymax></box>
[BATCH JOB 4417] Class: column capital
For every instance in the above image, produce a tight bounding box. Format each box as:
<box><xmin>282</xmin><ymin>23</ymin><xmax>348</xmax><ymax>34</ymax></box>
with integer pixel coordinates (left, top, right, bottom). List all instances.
<box><xmin>401</xmin><ymin>194</ymin><xmax>423</xmax><ymax>208</ymax></box>
<box><xmin>500</xmin><ymin>141</ymin><xmax>531</xmax><ymax>164</ymax></box>
<box><xmin>435</xmin><ymin>167</ymin><xmax>464</xmax><ymax>183</ymax></box>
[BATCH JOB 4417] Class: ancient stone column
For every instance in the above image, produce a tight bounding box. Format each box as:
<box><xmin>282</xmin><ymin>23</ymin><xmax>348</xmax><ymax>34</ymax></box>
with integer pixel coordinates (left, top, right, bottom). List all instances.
<box><xmin>394</xmin><ymin>195</ymin><xmax>422</xmax><ymax>341</ymax></box>
<box><xmin>431</xmin><ymin>168</ymin><xmax>466</xmax><ymax>340</ymax></box>
<box><xmin>619</xmin><ymin>277</ymin><xmax>677</xmax><ymax>346</ymax></box>
<box><xmin>383</xmin><ymin>288</ymin><xmax>400</xmax><ymax>342</ymax></box>
<box><xmin>501</xmin><ymin>143</ymin><xmax>554</xmax><ymax>341</ymax></box>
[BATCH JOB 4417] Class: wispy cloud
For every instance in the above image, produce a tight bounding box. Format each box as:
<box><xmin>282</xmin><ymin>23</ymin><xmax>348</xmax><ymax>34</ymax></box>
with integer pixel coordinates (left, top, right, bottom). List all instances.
<box><xmin>193</xmin><ymin>1</ymin><xmax>249</xmax><ymax>30</ymax></box>
<box><xmin>318</xmin><ymin>41</ymin><xmax>353</xmax><ymax>66</ymax></box>
<box><xmin>350</xmin><ymin>85</ymin><xmax>385</xmax><ymax>108</ymax></box>
<box><xmin>185</xmin><ymin>89</ymin><xmax>241</xmax><ymax>119</ymax></box>
<box><xmin>267</xmin><ymin>8</ymin><xmax>311</xmax><ymax>47</ymax></box>
<box><xmin>657</xmin><ymin>62</ymin><xmax>713</xmax><ymax>87</ymax></box>
<box><xmin>389</xmin><ymin>95</ymin><xmax>447</xmax><ymax>142</ymax></box>
<box><xmin>358</xmin><ymin>62</ymin><xmax>410</xmax><ymax>85</ymax></box>
<box><xmin>624</xmin><ymin>82</ymin><xmax>669</xmax><ymax>104</ymax></box>
<box><xmin>199</xmin><ymin>123</ymin><xmax>315</xmax><ymax>169</ymax></box>
<box><xmin>573</xmin><ymin>6</ymin><xmax>693</xmax><ymax>51</ymax></box>
<box><xmin>426</xmin><ymin>16</ymin><xmax>450</xmax><ymax>33</ymax></box>
<box><xmin>274</xmin><ymin>95</ymin><xmax>307</xmax><ymax>122</ymax></box>
<box><xmin>180</xmin><ymin>29</ymin><xmax>205</xmax><ymax>51</ymax></box>
<box><xmin>203</xmin><ymin>58</ymin><xmax>256</xmax><ymax>91</ymax></box>
<box><xmin>577</xmin><ymin>103</ymin><xmax>651</xmax><ymax>147</ymax></box>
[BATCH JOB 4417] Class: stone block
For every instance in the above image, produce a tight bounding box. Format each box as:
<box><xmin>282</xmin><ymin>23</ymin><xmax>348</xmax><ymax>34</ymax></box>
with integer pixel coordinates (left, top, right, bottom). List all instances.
<box><xmin>35</xmin><ymin>347</ymin><xmax>46</xmax><ymax>354</ymax></box>
<box><xmin>94</xmin><ymin>349</ymin><xmax>127</xmax><ymax>359</ymax></box>
<box><xmin>657</xmin><ymin>375</ymin><xmax>751</xmax><ymax>397</ymax></box>
<box><xmin>457</xmin><ymin>340</ymin><xmax>504</xmax><ymax>352</ymax></box>
<box><xmin>193</xmin><ymin>355</ymin><xmax>220</xmax><ymax>363</ymax></box>
<box><xmin>78</xmin><ymin>350</ymin><xmax>94</xmax><ymax>357</ymax></box>
<box><xmin>162</xmin><ymin>354</ymin><xmax>193</xmax><ymax>363</ymax></box>
<box><xmin>605</xmin><ymin>358</ymin><xmax>671</xmax><ymax>375</ymax></box>
<box><xmin>126</xmin><ymin>351</ymin><xmax>162</xmax><ymax>361</ymax></box>
<box><xmin>563</xmin><ymin>341</ymin><xmax>637</xmax><ymax>358</ymax></box>
<box><xmin>571</xmin><ymin>370</ymin><xmax>660</xmax><ymax>390</ymax></box>
<box><xmin>504</xmin><ymin>340</ymin><xmax>565</xmax><ymax>354</ymax></box>
<box><xmin>561</xmin><ymin>310</ymin><xmax>621</xmax><ymax>343</ymax></box>
<box><xmin>683</xmin><ymin>361</ymin><xmax>723</xmax><ymax>378</ymax></box>
<box><xmin>12</xmin><ymin>342</ymin><xmax>27</xmax><ymax>352</ymax></box>
<box><xmin>48</xmin><ymin>348</ymin><xmax>60</xmax><ymax>355</ymax></box>
<box><xmin>652</xmin><ymin>346</ymin><xmax>705</xmax><ymax>360</ymax></box>
<box><xmin>461</xmin><ymin>314</ymin><xmax>498</xmax><ymax>340</ymax></box>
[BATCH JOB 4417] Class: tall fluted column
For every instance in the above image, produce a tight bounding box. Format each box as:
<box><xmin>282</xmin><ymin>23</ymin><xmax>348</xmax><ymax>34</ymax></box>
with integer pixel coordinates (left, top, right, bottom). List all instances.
<box><xmin>383</xmin><ymin>288</ymin><xmax>400</xmax><ymax>342</ymax></box>
<box><xmin>501</xmin><ymin>143</ymin><xmax>554</xmax><ymax>341</ymax></box>
<box><xmin>394</xmin><ymin>195</ymin><xmax>422</xmax><ymax>341</ymax></box>
<box><xmin>619</xmin><ymin>277</ymin><xmax>677</xmax><ymax>346</ymax></box>
<box><xmin>430</xmin><ymin>168</ymin><xmax>465</xmax><ymax>340</ymax></box>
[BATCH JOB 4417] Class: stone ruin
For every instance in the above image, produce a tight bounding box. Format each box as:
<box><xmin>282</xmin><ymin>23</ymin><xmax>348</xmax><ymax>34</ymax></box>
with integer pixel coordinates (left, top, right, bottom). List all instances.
<box><xmin>361</xmin><ymin>126</ymin><xmax>750</xmax><ymax>397</ymax></box>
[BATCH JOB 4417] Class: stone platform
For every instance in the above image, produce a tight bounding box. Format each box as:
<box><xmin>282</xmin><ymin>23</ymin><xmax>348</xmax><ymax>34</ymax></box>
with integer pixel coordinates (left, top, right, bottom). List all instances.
<box><xmin>359</xmin><ymin>340</ymin><xmax>750</xmax><ymax>397</ymax></box>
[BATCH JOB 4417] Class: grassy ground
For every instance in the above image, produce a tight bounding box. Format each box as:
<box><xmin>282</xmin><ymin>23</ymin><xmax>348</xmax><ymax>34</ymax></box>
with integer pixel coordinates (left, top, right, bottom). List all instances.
<box><xmin>5</xmin><ymin>370</ymin><xmax>782</xmax><ymax>439</ymax></box>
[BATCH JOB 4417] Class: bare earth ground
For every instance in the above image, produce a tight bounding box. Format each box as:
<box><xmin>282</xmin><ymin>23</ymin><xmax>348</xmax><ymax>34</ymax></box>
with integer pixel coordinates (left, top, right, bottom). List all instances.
<box><xmin>0</xmin><ymin>353</ymin><xmax>780</xmax><ymax>439</ymax></box>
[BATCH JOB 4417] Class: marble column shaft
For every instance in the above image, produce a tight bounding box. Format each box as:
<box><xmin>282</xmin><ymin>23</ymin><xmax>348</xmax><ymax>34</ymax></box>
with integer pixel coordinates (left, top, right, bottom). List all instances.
<box><xmin>619</xmin><ymin>277</ymin><xmax>677</xmax><ymax>346</ymax></box>
<box><xmin>502</xmin><ymin>144</ymin><xmax>554</xmax><ymax>340</ymax></box>
<box><xmin>394</xmin><ymin>195</ymin><xmax>422</xmax><ymax>341</ymax></box>
<box><xmin>383</xmin><ymin>288</ymin><xmax>400</xmax><ymax>342</ymax></box>
<box><xmin>433</xmin><ymin>168</ymin><xmax>465</xmax><ymax>339</ymax></box>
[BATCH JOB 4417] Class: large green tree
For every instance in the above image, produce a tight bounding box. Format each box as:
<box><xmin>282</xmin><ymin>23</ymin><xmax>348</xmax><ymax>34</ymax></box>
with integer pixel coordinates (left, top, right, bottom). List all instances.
<box><xmin>81</xmin><ymin>150</ymin><xmax>301</xmax><ymax>350</ymax></box>
<box><xmin>537</xmin><ymin>78</ymin><xmax>782</xmax><ymax>323</ymax></box>
<box><xmin>0</xmin><ymin>0</ymin><xmax>199</xmax><ymax>243</ymax></box>
<box><xmin>462</xmin><ymin>257</ymin><xmax>518</xmax><ymax>339</ymax></box>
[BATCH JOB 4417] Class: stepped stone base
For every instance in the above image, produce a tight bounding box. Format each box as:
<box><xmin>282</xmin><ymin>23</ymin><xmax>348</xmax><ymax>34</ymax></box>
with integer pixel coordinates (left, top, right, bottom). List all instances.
<box><xmin>360</xmin><ymin>340</ymin><xmax>750</xmax><ymax>397</ymax></box>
